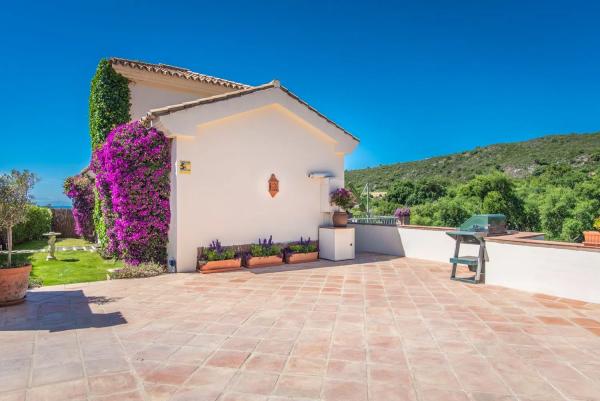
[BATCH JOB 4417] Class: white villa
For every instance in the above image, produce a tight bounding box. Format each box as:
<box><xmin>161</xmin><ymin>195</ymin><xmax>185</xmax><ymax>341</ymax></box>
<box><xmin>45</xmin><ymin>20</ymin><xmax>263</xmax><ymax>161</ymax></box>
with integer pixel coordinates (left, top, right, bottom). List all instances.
<box><xmin>110</xmin><ymin>58</ymin><xmax>358</xmax><ymax>272</ymax></box>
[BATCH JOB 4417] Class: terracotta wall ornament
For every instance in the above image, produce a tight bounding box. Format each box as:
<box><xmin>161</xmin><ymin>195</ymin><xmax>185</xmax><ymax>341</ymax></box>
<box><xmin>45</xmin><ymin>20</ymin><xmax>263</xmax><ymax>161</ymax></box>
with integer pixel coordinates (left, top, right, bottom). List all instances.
<box><xmin>269</xmin><ymin>174</ymin><xmax>279</xmax><ymax>197</ymax></box>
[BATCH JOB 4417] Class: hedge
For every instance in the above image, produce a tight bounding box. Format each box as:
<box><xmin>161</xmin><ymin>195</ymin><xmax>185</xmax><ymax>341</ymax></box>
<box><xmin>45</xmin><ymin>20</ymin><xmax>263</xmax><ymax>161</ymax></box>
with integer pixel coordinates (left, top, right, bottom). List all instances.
<box><xmin>12</xmin><ymin>205</ymin><xmax>52</xmax><ymax>245</ymax></box>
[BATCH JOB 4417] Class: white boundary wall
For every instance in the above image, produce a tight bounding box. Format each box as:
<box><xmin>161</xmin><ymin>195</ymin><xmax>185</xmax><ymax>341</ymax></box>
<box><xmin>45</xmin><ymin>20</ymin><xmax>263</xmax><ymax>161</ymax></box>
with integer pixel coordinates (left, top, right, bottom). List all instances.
<box><xmin>350</xmin><ymin>224</ymin><xmax>600</xmax><ymax>303</ymax></box>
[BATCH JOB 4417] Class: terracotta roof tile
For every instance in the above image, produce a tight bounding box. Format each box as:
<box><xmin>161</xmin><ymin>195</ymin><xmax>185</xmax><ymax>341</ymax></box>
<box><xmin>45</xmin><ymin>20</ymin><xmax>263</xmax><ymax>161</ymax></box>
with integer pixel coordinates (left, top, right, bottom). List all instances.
<box><xmin>110</xmin><ymin>57</ymin><xmax>251</xmax><ymax>90</ymax></box>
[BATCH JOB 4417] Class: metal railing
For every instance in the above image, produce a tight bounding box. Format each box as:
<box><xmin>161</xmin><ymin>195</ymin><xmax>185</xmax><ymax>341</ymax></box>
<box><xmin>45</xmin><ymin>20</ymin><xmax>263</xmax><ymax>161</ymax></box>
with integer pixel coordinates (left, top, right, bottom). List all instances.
<box><xmin>348</xmin><ymin>215</ymin><xmax>398</xmax><ymax>226</ymax></box>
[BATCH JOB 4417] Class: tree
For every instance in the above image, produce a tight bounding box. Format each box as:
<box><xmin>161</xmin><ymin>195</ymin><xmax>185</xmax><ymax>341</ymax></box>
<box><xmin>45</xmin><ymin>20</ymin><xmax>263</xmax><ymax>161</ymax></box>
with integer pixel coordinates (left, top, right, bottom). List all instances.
<box><xmin>0</xmin><ymin>171</ymin><xmax>37</xmax><ymax>267</ymax></box>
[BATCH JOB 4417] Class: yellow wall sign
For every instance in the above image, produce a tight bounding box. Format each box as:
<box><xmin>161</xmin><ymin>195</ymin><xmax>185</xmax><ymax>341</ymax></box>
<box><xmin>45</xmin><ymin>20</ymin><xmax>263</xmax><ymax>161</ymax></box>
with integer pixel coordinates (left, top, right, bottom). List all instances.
<box><xmin>178</xmin><ymin>160</ymin><xmax>191</xmax><ymax>175</ymax></box>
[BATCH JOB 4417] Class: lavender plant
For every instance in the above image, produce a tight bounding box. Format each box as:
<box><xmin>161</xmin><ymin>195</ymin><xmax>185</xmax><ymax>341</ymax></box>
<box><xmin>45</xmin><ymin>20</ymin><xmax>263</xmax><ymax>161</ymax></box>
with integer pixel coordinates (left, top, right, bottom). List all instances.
<box><xmin>204</xmin><ymin>239</ymin><xmax>236</xmax><ymax>261</ymax></box>
<box><xmin>288</xmin><ymin>236</ymin><xmax>318</xmax><ymax>254</ymax></box>
<box><xmin>249</xmin><ymin>235</ymin><xmax>282</xmax><ymax>257</ymax></box>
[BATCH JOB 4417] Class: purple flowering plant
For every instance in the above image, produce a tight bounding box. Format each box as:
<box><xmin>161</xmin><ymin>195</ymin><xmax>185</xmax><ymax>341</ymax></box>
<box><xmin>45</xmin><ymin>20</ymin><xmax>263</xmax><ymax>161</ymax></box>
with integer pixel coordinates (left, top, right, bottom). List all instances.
<box><xmin>288</xmin><ymin>236</ymin><xmax>318</xmax><ymax>254</ymax></box>
<box><xmin>330</xmin><ymin>188</ymin><xmax>357</xmax><ymax>211</ymax></box>
<box><xmin>92</xmin><ymin>121</ymin><xmax>171</xmax><ymax>265</ymax></box>
<box><xmin>64</xmin><ymin>173</ymin><xmax>96</xmax><ymax>242</ymax></box>
<box><xmin>250</xmin><ymin>235</ymin><xmax>282</xmax><ymax>257</ymax></box>
<box><xmin>394</xmin><ymin>207</ymin><xmax>411</xmax><ymax>218</ymax></box>
<box><xmin>204</xmin><ymin>239</ymin><xmax>236</xmax><ymax>261</ymax></box>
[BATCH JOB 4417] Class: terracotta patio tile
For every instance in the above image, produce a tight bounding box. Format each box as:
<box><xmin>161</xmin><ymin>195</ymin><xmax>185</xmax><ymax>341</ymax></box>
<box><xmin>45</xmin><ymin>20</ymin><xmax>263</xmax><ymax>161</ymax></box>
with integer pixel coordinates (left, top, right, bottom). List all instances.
<box><xmin>368</xmin><ymin>381</ymin><xmax>416</xmax><ymax>401</ymax></box>
<box><xmin>285</xmin><ymin>357</ymin><xmax>327</xmax><ymax>376</ymax></box>
<box><xmin>142</xmin><ymin>383</ymin><xmax>178</xmax><ymax>401</ymax></box>
<box><xmin>368</xmin><ymin>364</ymin><xmax>412</xmax><ymax>384</ymax></box>
<box><xmin>221</xmin><ymin>337</ymin><xmax>261</xmax><ymax>352</ymax></box>
<box><xmin>88</xmin><ymin>372</ymin><xmax>137</xmax><ymax>395</ymax></box>
<box><xmin>274</xmin><ymin>374</ymin><xmax>322</xmax><ymax>398</ymax></box>
<box><xmin>326</xmin><ymin>360</ymin><xmax>367</xmax><ymax>382</ymax></box>
<box><xmin>418</xmin><ymin>388</ymin><xmax>470</xmax><ymax>401</ymax></box>
<box><xmin>329</xmin><ymin>345</ymin><xmax>366</xmax><ymax>362</ymax></box>
<box><xmin>26</xmin><ymin>378</ymin><xmax>87</xmax><ymax>401</ymax></box>
<box><xmin>219</xmin><ymin>393</ymin><xmax>268</xmax><ymax>401</ymax></box>
<box><xmin>143</xmin><ymin>363</ymin><xmax>197</xmax><ymax>385</ymax></box>
<box><xmin>243</xmin><ymin>353</ymin><xmax>287</xmax><ymax>373</ymax></box>
<box><xmin>31</xmin><ymin>361</ymin><xmax>84</xmax><ymax>387</ymax></box>
<box><xmin>537</xmin><ymin>316</ymin><xmax>573</xmax><ymax>326</ymax></box>
<box><xmin>229</xmin><ymin>372</ymin><xmax>279</xmax><ymax>395</ymax></box>
<box><xmin>84</xmin><ymin>357</ymin><xmax>130</xmax><ymax>376</ymax></box>
<box><xmin>0</xmin><ymin>391</ymin><xmax>26</xmax><ymax>401</ymax></box>
<box><xmin>186</xmin><ymin>366</ymin><xmax>237</xmax><ymax>390</ymax></box>
<box><xmin>168</xmin><ymin>345</ymin><xmax>212</xmax><ymax>364</ymax></box>
<box><xmin>205</xmin><ymin>350</ymin><xmax>250</xmax><ymax>369</ymax></box>
<box><xmin>322</xmin><ymin>379</ymin><xmax>368</xmax><ymax>401</ymax></box>
<box><xmin>254</xmin><ymin>339</ymin><xmax>294</xmax><ymax>355</ymax></box>
<box><xmin>570</xmin><ymin>317</ymin><xmax>600</xmax><ymax>328</ymax></box>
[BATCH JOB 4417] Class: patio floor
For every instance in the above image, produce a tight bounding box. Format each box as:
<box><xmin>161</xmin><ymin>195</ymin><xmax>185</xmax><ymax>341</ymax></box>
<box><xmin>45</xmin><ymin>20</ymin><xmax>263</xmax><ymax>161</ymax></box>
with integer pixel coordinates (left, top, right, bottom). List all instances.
<box><xmin>2</xmin><ymin>254</ymin><xmax>600</xmax><ymax>401</ymax></box>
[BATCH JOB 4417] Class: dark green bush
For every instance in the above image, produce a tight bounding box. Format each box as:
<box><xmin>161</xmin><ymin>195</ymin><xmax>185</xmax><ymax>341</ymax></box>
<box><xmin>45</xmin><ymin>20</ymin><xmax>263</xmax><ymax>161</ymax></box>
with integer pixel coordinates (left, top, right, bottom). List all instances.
<box><xmin>89</xmin><ymin>59</ymin><xmax>131</xmax><ymax>149</ymax></box>
<box><xmin>12</xmin><ymin>205</ymin><xmax>52</xmax><ymax>244</ymax></box>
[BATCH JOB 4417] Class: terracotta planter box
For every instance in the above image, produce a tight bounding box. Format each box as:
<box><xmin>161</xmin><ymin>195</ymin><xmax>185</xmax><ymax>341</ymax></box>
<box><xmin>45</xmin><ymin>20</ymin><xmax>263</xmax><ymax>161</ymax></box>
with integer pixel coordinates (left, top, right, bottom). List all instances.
<box><xmin>0</xmin><ymin>264</ymin><xmax>32</xmax><ymax>306</ymax></box>
<box><xmin>198</xmin><ymin>258</ymin><xmax>242</xmax><ymax>274</ymax></box>
<box><xmin>244</xmin><ymin>255</ymin><xmax>284</xmax><ymax>268</ymax></box>
<box><xmin>285</xmin><ymin>252</ymin><xmax>319</xmax><ymax>264</ymax></box>
<box><xmin>583</xmin><ymin>231</ymin><xmax>600</xmax><ymax>247</ymax></box>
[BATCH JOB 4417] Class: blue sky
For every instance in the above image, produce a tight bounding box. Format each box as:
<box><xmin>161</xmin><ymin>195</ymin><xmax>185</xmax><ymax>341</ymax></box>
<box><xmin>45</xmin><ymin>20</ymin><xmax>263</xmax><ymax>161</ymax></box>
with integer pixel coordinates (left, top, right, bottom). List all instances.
<box><xmin>2</xmin><ymin>0</ymin><xmax>600</xmax><ymax>205</ymax></box>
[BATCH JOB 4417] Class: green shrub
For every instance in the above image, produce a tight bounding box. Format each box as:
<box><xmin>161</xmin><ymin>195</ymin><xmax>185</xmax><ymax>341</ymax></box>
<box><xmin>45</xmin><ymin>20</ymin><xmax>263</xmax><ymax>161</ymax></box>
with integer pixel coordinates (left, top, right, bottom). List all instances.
<box><xmin>289</xmin><ymin>243</ymin><xmax>317</xmax><ymax>253</ymax></box>
<box><xmin>204</xmin><ymin>248</ymin><xmax>236</xmax><ymax>261</ymax></box>
<box><xmin>12</xmin><ymin>205</ymin><xmax>52</xmax><ymax>244</ymax></box>
<box><xmin>110</xmin><ymin>262</ymin><xmax>166</xmax><ymax>279</ymax></box>
<box><xmin>249</xmin><ymin>244</ymin><xmax>281</xmax><ymax>257</ymax></box>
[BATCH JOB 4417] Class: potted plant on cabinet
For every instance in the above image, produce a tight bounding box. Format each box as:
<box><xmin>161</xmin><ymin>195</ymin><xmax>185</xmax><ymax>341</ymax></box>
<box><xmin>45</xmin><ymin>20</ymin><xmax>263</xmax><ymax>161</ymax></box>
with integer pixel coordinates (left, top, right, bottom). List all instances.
<box><xmin>330</xmin><ymin>188</ymin><xmax>357</xmax><ymax>227</ymax></box>
<box><xmin>198</xmin><ymin>240</ymin><xmax>242</xmax><ymax>274</ymax></box>
<box><xmin>0</xmin><ymin>170</ymin><xmax>37</xmax><ymax>306</ymax></box>
<box><xmin>244</xmin><ymin>236</ymin><xmax>284</xmax><ymax>268</ymax></box>
<box><xmin>583</xmin><ymin>217</ymin><xmax>600</xmax><ymax>247</ymax></box>
<box><xmin>394</xmin><ymin>207</ymin><xmax>411</xmax><ymax>225</ymax></box>
<box><xmin>285</xmin><ymin>237</ymin><xmax>319</xmax><ymax>264</ymax></box>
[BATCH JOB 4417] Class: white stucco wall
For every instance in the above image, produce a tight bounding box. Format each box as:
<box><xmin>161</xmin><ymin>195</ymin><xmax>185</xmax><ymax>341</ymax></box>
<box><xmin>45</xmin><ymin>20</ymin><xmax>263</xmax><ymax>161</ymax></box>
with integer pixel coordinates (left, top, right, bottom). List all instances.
<box><xmin>129</xmin><ymin>82</ymin><xmax>223</xmax><ymax>121</ymax></box>
<box><xmin>352</xmin><ymin>224</ymin><xmax>404</xmax><ymax>256</ymax></box>
<box><xmin>352</xmin><ymin>224</ymin><xmax>600</xmax><ymax>303</ymax></box>
<box><xmin>484</xmin><ymin>241</ymin><xmax>600</xmax><ymax>304</ymax></box>
<box><xmin>170</xmin><ymin>104</ymin><xmax>347</xmax><ymax>271</ymax></box>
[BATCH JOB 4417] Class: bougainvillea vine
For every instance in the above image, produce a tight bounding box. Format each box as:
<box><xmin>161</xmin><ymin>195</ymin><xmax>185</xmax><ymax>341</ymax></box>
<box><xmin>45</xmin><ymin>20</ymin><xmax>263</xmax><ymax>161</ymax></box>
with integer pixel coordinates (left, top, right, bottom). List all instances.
<box><xmin>64</xmin><ymin>172</ymin><xmax>96</xmax><ymax>242</ymax></box>
<box><xmin>93</xmin><ymin>121</ymin><xmax>171</xmax><ymax>264</ymax></box>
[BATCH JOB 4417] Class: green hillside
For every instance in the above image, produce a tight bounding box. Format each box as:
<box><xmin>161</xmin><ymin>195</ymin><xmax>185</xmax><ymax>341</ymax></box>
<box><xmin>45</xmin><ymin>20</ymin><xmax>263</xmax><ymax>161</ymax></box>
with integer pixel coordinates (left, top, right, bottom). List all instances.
<box><xmin>347</xmin><ymin>132</ymin><xmax>600</xmax><ymax>190</ymax></box>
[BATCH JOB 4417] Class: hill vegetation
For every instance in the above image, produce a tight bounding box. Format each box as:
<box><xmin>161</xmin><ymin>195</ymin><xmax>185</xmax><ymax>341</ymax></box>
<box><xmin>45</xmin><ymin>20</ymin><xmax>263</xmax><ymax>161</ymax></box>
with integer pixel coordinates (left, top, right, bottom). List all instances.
<box><xmin>346</xmin><ymin>132</ymin><xmax>600</xmax><ymax>242</ymax></box>
<box><xmin>347</xmin><ymin>132</ymin><xmax>600</xmax><ymax>190</ymax></box>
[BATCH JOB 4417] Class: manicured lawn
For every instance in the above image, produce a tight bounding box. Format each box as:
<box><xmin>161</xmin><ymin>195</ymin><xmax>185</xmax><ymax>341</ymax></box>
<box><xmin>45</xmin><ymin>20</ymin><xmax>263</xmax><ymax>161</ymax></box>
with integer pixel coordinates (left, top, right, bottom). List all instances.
<box><xmin>4</xmin><ymin>238</ymin><xmax>122</xmax><ymax>286</ymax></box>
<box><xmin>14</xmin><ymin>237</ymin><xmax>93</xmax><ymax>250</ymax></box>
<box><xmin>28</xmin><ymin>251</ymin><xmax>123</xmax><ymax>286</ymax></box>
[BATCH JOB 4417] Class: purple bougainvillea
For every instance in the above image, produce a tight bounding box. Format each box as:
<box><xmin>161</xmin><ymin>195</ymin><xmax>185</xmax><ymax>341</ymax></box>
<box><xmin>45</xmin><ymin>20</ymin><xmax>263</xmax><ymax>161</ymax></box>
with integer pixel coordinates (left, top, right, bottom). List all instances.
<box><xmin>394</xmin><ymin>207</ymin><xmax>411</xmax><ymax>218</ymax></box>
<box><xmin>64</xmin><ymin>172</ymin><xmax>96</xmax><ymax>242</ymax></box>
<box><xmin>93</xmin><ymin>121</ymin><xmax>171</xmax><ymax>264</ymax></box>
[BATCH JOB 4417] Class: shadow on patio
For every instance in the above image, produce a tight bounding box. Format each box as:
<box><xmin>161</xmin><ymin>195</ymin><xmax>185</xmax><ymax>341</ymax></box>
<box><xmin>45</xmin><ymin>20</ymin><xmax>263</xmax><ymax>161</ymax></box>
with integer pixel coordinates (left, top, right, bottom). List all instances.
<box><xmin>0</xmin><ymin>290</ymin><xmax>127</xmax><ymax>332</ymax></box>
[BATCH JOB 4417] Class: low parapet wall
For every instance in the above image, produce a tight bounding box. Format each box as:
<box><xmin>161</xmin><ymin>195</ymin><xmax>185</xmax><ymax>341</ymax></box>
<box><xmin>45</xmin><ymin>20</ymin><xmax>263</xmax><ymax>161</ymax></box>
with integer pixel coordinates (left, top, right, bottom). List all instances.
<box><xmin>350</xmin><ymin>223</ymin><xmax>600</xmax><ymax>304</ymax></box>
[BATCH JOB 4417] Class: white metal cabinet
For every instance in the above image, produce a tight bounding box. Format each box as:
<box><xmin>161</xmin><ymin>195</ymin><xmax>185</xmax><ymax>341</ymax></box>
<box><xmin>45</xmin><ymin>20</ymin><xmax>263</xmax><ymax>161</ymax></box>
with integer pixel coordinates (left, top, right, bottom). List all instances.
<box><xmin>319</xmin><ymin>227</ymin><xmax>355</xmax><ymax>261</ymax></box>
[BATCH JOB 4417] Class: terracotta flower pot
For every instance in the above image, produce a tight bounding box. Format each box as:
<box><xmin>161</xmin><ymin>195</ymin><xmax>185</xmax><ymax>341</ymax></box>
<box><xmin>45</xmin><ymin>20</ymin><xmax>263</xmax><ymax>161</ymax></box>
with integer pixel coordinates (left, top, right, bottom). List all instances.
<box><xmin>583</xmin><ymin>231</ymin><xmax>600</xmax><ymax>247</ymax></box>
<box><xmin>285</xmin><ymin>252</ymin><xmax>319</xmax><ymax>264</ymax></box>
<box><xmin>397</xmin><ymin>215</ymin><xmax>410</xmax><ymax>226</ymax></box>
<box><xmin>0</xmin><ymin>264</ymin><xmax>32</xmax><ymax>306</ymax></box>
<box><xmin>245</xmin><ymin>255</ymin><xmax>284</xmax><ymax>268</ymax></box>
<box><xmin>198</xmin><ymin>258</ymin><xmax>242</xmax><ymax>274</ymax></box>
<box><xmin>332</xmin><ymin>211</ymin><xmax>348</xmax><ymax>227</ymax></box>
